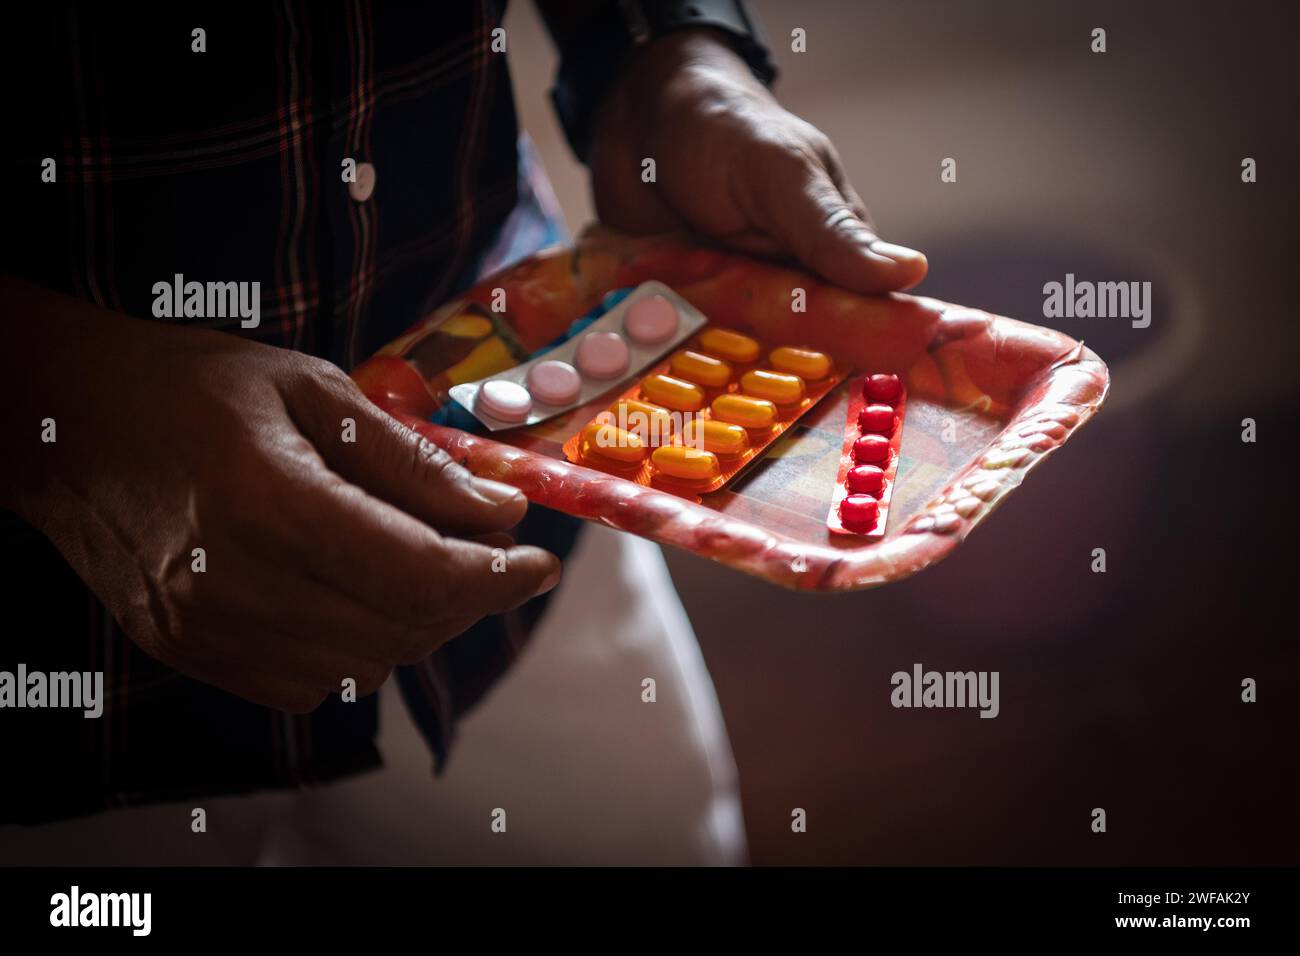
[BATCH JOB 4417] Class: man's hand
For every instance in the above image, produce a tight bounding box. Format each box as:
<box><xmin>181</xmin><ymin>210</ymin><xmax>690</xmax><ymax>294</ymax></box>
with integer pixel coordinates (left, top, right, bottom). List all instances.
<box><xmin>589</xmin><ymin>29</ymin><xmax>927</xmax><ymax>294</ymax></box>
<box><xmin>1</xmin><ymin>279</ymin><xmax>560</xmax><ymax>713</ymax></box>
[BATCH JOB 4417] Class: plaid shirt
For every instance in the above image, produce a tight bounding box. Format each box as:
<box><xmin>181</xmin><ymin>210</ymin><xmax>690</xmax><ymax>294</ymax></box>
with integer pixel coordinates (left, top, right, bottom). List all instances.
<box><xmin>3</xmin><ymin>1</ymin><xmax>580</xmax><ymax>824</ymax></box>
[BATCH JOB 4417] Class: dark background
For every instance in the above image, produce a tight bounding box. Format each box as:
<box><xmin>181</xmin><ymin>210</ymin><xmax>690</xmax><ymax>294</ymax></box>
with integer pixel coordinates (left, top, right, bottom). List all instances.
<box><xmin>512</xmin><ymin>0</ymin><xmax>1300</xmax><ymax>864</ymax></box>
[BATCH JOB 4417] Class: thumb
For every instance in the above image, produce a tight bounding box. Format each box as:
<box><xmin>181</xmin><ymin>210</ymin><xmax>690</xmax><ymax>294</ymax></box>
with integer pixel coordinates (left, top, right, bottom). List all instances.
<box><xmin>753</xmin><ymin>156</ymin><xmax>928</xmax><ymax>294</ymax></box>
<box><xmin>291</xmin><ymin>368</ymin><xmax>529</xmax><ymax>535</ymax></box>
<box><xmin>439</xmin><ymin>537</ymin><xmax>563</xmax><ymax>622</ymax></box>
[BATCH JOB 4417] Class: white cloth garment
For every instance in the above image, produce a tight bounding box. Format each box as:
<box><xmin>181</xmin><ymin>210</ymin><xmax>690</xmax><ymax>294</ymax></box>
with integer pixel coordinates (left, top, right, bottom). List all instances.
<box><xmin>0</xmin><ymin>528</ymin><xmax>747</xmax><ymax>866</ymax></box>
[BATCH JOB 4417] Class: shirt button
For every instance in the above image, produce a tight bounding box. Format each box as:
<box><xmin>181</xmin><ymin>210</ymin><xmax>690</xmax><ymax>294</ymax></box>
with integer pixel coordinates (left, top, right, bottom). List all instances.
<box><xmin>349</xmin><ymin>162</ymin><xmax>376</xmax><ymax>202</ymax></box>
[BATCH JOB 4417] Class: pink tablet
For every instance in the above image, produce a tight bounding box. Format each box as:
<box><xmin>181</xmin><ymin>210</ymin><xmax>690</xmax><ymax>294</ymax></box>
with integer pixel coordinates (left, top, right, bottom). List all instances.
<box><xmin>623</xmin><ymin>294</ymin><xmax>679</xmax><ymax>345</ymax></box>
<box><xmin>477</xmin><ymin>379</ymin><xmax>532</xmax><ymax>422</ymax></box>
<box><xmin>575</xmin><ymin>331</ymin><xmax>630</xmax><ymax>380</ymax></box>
<box><xmin>527</xmin><ymin>359</ymin><xmax>582</xmax><ymax>406</ymax></box>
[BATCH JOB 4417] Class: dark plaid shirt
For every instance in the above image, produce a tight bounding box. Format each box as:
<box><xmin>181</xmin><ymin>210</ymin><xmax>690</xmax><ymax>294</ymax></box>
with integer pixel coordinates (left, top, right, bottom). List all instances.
<box><xmin>3</xmin><ymin>1</ymin><xmax>579</xmax><ymax>824</ymax></box>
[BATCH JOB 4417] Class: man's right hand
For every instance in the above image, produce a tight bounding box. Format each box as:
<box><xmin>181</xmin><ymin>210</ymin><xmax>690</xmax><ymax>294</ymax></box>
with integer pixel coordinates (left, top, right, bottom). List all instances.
<box><xmin>1</xmin><ymin>278</ymin><xmax>560</xmax><ymax>713</ymax></box>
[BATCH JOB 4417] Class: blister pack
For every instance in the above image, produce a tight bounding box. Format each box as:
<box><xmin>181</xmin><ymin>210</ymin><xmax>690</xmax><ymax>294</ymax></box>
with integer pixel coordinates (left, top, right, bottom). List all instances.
<box><xmin>826</xmin><ymin>373</ymin><xmax>907</xmax><ymax>536</ymax></box>
<box><xmin>563</xmin><ymin>327</ymin><xmax>846</xmax><ymax>496</ymax></box>
<box><xmin>448</xmin><ymin>282</ymin><xmax>707</xmax><ymax>431</ymax></box>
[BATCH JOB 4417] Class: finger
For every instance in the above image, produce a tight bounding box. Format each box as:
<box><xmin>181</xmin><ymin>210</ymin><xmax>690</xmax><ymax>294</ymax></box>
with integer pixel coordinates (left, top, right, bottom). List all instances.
<box><xmin>749</xmin><ymin>152</ymin><xmax>928</xmax><ymax>294</ymax></box>
<box><xmin>288</xmin><ymin>369</ymin><xmax>529</xmax><ymax>535</ymax></box>
<box><xmin>432</xmin><ymin>537</ymin><xmax>563</xmax><ymax>622</ymax></box>
<box><xmin>284</xmin><ymin>471</ymin><xmax>560</xmax><ymax>634</ymax></box>
<box><xmin>365</xmin><ymin>540</ymin><xmax>560</xmax><ymax>660</ymax></box>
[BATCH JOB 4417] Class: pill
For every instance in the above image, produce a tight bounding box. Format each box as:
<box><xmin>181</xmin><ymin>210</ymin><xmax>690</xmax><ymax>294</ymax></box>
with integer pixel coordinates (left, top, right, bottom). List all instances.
<box><xmin>1021</xmin><ymin>405</ymin><xmax>1078</xmax><ymax>428</ymax></box>
<box><xmin>932</xmin><ymin>512</ymin><xmax>962</xmax><ymax>534</ymax></box>
<box><xmin>1018</xmin><ymin>420</ymin><xmax>1067</xmax><ymax>440</ymax></box>
<box><xmin>770</xmin><ymin>346</ymin><xmax>831</xmax><ymax>380</ymax></box>
<box><xmin>652</xmin><ymin>445</ymin><xmax>721</xmax><ymax>481</ymax></box>
<box><xmin>526</xmin><ymin>359</ymin><xmax>581</xmax><ymax>405</ymax></box>
<box><xmin>863</xmin><ymin>373</ymin><xmax>902</xmax><ymax>403</ymax></box>
<box><xmin>741</xmin><ymin>369</ymin><xmax>806</xmax><ymax>405</ymax></box>
<box><xmin>711</xmin><ymin>393</ymin><xmax>778</xmax><ymax>429</ymax></box>
<box><xmin>641</xmin><ymin>373</ymin><xmax>705</xmax><ymax>412</ymax></box>
<box><xmin>698</xmin><ymin>327</ymin><xmax>761</xmax><ymax>364</ymax></box>
<box><xmin>575</xmin><ymin>331</ymin><xmax>630</xmax><ymax>379</ymax></box>
<box><xmin>853</xmin><ymin>433</ymin><xmax>890</xmax><ymax>463</ymax></box>
<box><xmin>981</xmin><ymin>447</ymin><xmax>1030</xmax><ymax>469</ymax></box>
<box><xmin>623</xmin><ymin>294</ymin><xmax>679</xmax><ymax>345</ymax></box>
<box><xmin>610</xmin><ymin>399</ymin><xmax>675</xmax><ymax>445</ymax></box>
<box><xmin>669</xmin><ymin>349</ymin><xmax>732</xmax><ymax>388</ymax></box>
<box><xmin>477</xmin><ymin>379</ymin><xmax>532</xmax><ymax>422</ymax></box>
<box><xmin>846</xmin><ymin>463</ymin><xmax>885</xmax><ymax>496</ymax></box>
<box><xmin>581</xmin><ymin>422</ymin><xmax>647</xmax><ymax>464</ymax></box>
<box><xmin>681</xmin><ymin>418</ymin><xmax>750</xmax><ymax>456</ymax></box>
<box><xmin>839</xmin><ymin>494</ymin><xmax>880</xmax><ymax>530</ymax></box>
<box><xmin>858</xmin><ymin>403</ymin><xmax>897</xmax><ymax>435</ymax></box>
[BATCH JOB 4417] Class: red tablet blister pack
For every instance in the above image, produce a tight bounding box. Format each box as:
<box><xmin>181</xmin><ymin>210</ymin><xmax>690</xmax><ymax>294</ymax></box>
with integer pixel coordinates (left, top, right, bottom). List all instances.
<box><xmin>826</xmin><ymin>373</ymin><xmax>908</xmax><ymax>537</ymax></box>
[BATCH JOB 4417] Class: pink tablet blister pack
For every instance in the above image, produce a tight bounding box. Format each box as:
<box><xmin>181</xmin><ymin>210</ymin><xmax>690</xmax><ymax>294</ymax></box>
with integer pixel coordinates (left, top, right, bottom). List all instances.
<box><xmin>826</xmin><ymin>373</ymin><xmax>908</xmax><ymax>537</ymax></box>
<box><xmin>448</xmin><ymin>281</ymin><xmax>708</xmax><ymax>431</ymax></box>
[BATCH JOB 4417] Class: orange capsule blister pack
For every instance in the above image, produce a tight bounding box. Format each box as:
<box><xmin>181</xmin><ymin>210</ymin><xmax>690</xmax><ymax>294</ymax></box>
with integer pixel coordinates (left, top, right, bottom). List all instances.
<box><xmin>563</xmin><ymin>328</ymin><xmax>846</xmax><ymax>497</ymax></box>
<box><xmin>826</xmin><ymin>373</ymin><xmax>908</xmax><ymax>537</ymax></box>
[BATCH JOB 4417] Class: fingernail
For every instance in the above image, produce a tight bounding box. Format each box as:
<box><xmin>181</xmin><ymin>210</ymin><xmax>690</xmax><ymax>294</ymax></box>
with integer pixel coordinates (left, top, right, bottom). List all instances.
<box><xmin>868</xmin><ymin>240</ymin><xmax>927</xmax><ymax>267</ymax></box>
<box><xmin>471</xmin><ymin>476</ymin><xmax>525</xmax><ymax>506</ymax></box>
<box><xmin>533</xmin><ymin>566</ymin><xmax>562</xmax><ymax>597</ymax></box>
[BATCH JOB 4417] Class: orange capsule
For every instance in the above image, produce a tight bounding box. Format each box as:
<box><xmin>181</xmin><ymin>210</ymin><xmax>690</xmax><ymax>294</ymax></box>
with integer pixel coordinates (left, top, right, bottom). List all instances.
<box><xmin>581</xmin><ymin>422</ymin><xmax>647</xmax><ymax>464</ymax></box>
<box><xmin>669</xmin><ymin>349</ymin><xmax>732</xmax><ymax>388</ymax></box>
<box><xmin>651</xmin><ymin>445</ymin><xmax>721</xmax><ymax>482</ymax></box>
<box><xmin>609</xmin><ymin>399</ymin><xmax>675</xmax><ymax>445</ymax></box>
<box><xmin>681</xmin><ymin>418</ymin><xmax>751</xmax><ymax>456</ymax></box>
<box><xmin>698</xmin><ymin>328</ymin><xmax>761</xmax><ymax>364</ymax></box>
<box><xmin>711</xmin><ymin>393</ymin><xmax>778</xmax><ymax>429</ymax></box>
<box><xmin>741</xmin><ymin>369</ymin><xmax>805</xmax><ymax>405</ymax></box>
<box><xmin>770</xmin><ymin>346</ymin><xmax>831</xmax><ymax>380</ymax></box>
<box><xmin>641</xmin><ymin>373</ymin><xmax>705</xmax><ymax>412</ymax></box>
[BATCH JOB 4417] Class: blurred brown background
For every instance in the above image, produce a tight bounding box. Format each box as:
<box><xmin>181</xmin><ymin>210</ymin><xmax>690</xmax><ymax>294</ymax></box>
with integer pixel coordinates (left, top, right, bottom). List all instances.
<box><xmin>508</xmin><ymin>0</ymin><xmax>1299</xmax><ymax>864</ymax></box>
